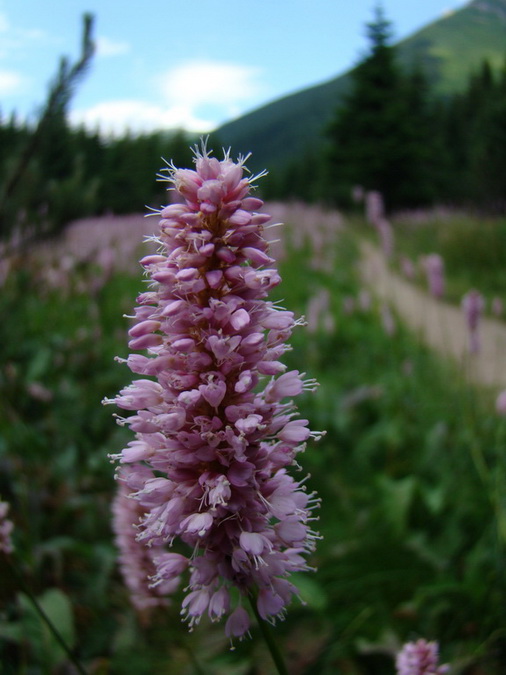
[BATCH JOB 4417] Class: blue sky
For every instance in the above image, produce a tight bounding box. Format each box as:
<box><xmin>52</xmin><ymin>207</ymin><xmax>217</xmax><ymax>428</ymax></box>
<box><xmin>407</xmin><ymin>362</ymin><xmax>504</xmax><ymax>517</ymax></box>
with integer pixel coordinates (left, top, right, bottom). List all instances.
<box><xmin>0</xmin><ymin>0</ymin><xmax>465</xmax><ymax>135</ymax></box>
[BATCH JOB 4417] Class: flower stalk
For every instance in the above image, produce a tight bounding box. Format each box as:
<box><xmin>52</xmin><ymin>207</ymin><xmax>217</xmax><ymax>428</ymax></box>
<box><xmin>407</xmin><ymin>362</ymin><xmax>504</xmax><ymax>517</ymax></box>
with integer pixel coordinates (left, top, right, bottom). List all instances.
<box><xmin>248</xmin><ymin>591</ymin><xmax>289</xmax><ymax>675</ymax></box>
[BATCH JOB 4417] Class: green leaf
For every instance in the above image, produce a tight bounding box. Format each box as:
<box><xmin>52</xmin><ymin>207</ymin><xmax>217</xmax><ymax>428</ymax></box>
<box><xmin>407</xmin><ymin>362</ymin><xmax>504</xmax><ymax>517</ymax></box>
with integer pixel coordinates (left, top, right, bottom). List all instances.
<box><xmin>18</xmin><ymin>588</ymin><xmax>76</xmax><ymax>668</ymax></box>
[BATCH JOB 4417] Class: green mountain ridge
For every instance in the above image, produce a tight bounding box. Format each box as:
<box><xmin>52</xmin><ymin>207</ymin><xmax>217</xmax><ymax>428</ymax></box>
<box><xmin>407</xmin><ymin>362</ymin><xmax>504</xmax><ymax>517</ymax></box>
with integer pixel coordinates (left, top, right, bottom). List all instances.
<box><xmin>214</xmin><ymin>0</ymin><xmax>506</xmax><ymax>174</ymax></box>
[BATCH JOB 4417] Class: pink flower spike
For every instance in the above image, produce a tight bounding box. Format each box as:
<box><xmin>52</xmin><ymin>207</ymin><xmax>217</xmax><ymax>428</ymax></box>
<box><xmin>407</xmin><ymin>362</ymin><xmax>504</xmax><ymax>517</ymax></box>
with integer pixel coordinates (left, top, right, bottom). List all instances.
<box><xmin>106</xmin><ymin>141</ymin><xmax>322</xmax><ymax>638</ymax></box>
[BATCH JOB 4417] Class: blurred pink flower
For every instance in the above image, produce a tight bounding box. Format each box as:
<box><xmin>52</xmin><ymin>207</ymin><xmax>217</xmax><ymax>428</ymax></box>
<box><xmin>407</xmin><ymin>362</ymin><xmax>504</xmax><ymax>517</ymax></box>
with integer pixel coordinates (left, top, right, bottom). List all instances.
<box><xmin>112</xmin><ymin>470</ymin><xmax>180</xmax><ymax>614</ymax></box>
<box><xmin>461</xmin><ymin>289</ymin><xmax>485</xmax><ymax>354</ymax></box>
<box><xmin>306</xmin><ymin>288</ymin><xmax>333</xmax><ymax>334</ymax></box>
<box><xmin>495</xmin><ymin>389</ymin><xmax>506</xmax><ymax>415</ymax></box>
<box><xmin>396</xmin><ymin>638</ymin><xmax>449</xmax><ymax>675</ymax></box>
<box><xmin>0</xmin><ymin>500</ymin><xmax>14</xmax><ymax>554</ymax></box>
<box><xmin>381</xmin><ymin>303</ymin><xmax>396</xmax><ymax>336</ymax></box>
<box><xmin>26</xmin><ymin>381</ymin><xmax>53</xmax><ymax>402</ymax></box>
<box><xmin>365</xmin><ymin>190</ymin><xmax>384</xmax><ymax>226</ymax></box>
<box><xmin>265</xmin><ymin>202</ymin><xmax>341</xmax><ymax>272</ymax></box>
<box><xmin>491</xmin><ymin>296</ymin><xmax>503</xmax><ymax>317</ymax></box>
<box><xmin>400</xmin><ymin>256</ymin><xmax>416</xmax><ymax>280</ymax></box>
<box><xmin>376</xmin><ymin>217</ymin><xmax>394</xmax><ymax>259</ymax></box>
<box><xmin>423</xmin><ymin>254</ymin><xmax>445</xmax><ymax>299</ymax></box>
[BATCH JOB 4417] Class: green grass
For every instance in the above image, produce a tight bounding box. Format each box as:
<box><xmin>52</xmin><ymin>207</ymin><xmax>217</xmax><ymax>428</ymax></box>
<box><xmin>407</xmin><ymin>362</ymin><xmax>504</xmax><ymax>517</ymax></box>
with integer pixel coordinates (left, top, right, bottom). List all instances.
<box><xmin>390</xmin><ymin>210</ymin><xmax>506</xmax><ymax>306</ymax></box>
<box><xmin>1</xmin><ymin>219</ymin><xmax>505</xmax><ymax>673</ymax></box>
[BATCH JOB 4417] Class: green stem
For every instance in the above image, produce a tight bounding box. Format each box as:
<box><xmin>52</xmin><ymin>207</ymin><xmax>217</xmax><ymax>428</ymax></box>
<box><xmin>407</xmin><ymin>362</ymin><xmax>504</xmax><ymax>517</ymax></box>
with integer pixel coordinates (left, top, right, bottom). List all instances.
<box><xmin>3</xmin><ymin>555</ymin><xmax>88</xmax><ymax>675</ymax></box>
<box><xmin>248</xmin><ymin>593</ymin><xmax>289</xmax><ymax>675</ymax></box>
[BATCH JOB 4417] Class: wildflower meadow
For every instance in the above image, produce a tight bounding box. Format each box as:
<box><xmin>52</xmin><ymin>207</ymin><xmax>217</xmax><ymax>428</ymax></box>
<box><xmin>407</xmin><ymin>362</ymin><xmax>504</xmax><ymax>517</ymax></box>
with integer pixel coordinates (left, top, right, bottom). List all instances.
<box><xmin>1</xmin><ymin>144</ymin><xmax>505</xmax><ymax>674</ymax></box>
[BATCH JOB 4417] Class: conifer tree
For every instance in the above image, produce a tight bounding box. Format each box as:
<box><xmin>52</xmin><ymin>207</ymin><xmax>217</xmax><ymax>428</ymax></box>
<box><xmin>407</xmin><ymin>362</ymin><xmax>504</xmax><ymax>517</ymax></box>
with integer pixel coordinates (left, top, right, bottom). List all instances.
<box><xmin>326</xmin><ymin>4</ymin><xmax>437</xmax><ymax>210</ymax></box>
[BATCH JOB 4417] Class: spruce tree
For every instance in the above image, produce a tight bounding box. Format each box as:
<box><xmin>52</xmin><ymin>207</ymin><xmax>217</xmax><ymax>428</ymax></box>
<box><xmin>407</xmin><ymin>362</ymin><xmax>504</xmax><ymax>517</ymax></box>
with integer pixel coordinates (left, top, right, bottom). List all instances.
<box><xmin>326</xmin><ymin>4</ymin><xmax>437</xmax><ymax>210</ymax></box>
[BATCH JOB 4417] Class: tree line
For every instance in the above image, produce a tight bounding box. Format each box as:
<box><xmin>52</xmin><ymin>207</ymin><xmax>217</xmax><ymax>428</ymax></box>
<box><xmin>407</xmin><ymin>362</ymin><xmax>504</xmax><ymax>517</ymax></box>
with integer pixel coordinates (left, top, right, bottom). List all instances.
<box><xmin>0</xmin><ymin>108</ymin><xmax>194</xmax><ymax>246</ymax></box>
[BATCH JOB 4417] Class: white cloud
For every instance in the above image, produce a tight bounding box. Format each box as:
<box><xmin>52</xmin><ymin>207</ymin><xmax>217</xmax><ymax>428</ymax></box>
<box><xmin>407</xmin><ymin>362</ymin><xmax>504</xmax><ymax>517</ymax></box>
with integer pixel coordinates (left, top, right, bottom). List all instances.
<box><xmin>158</xmin><ymin>60</ymin><xmax>263</xmax><ymax>109</ymax></box>
<box><xmin>70</xmin><ymin>60</ymin><xmax>265</xmax><ymax>135</ymax></box>
<box><xmin>95</xmin><ymin>35</ymin><xmax>131</xmax><ymax>58</ymax></box>
<box><xmin>0</xmin><ymin>68</ymin><xmax>24</xmax><ymax>95</ymax></box>
<box><xmin>69</xmin><ymin>99</ymin><xmax>215</xmax><ymax>136</ymax></box>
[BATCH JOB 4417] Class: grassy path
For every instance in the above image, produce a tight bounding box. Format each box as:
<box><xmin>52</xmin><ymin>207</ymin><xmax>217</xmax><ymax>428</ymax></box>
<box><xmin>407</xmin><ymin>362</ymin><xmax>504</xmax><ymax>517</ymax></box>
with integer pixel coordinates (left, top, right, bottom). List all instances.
<box><xmin>359</xmin><ymin>240</ymin><xmax>506</xmax><ymax>391</ymax></box>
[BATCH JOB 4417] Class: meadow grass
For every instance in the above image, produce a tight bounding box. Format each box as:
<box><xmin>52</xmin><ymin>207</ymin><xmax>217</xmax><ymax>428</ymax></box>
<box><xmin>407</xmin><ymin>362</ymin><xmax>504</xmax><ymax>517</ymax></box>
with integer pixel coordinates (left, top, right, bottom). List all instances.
<box><xmin>0</xmin><ymin>208</ymin><xmax>504</xmax><ymax>673</ymax></box>
<box><xmin>390</xmin><ymin>210</ymin><xmax>506</xmax><ymax>308</ymax></box>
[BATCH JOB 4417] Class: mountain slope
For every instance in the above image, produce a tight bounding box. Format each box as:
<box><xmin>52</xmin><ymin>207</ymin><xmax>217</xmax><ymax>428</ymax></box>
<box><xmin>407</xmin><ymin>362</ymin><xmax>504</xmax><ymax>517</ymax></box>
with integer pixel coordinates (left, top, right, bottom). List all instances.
<box><xmin>214</xmin><ymin>0</ymin><xmax>506</xmax><ymax>173</ymax></box>
<box><xmin>398</xmin><ymin>0</ymin><xmax>506</xmax><ymax>94</ymax></box>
